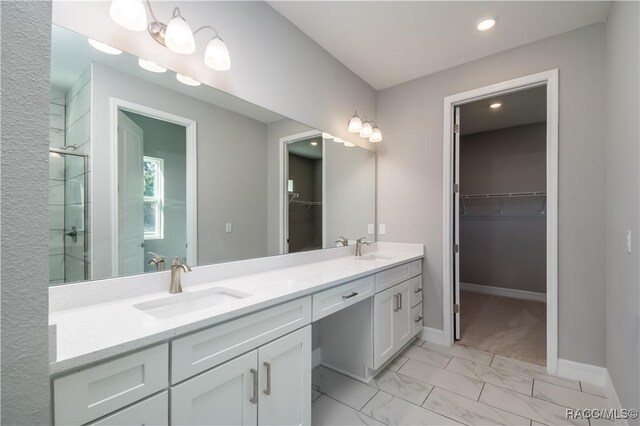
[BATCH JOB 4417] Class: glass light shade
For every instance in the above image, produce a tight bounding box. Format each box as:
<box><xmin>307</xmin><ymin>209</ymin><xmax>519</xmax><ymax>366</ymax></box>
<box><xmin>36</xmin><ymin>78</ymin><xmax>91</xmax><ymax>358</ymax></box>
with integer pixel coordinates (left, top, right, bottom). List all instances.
<box><xmin>369</xmin><ymin>126</ymin><xmax>383</xmax><ymax>142</ymax></box>
<box><xmin>204</xmin><ymin>37</ymin><xmax>231</xmax><ymax>71</ymax></box>
<box><xmin>343</xmin><ymin>142</ymin><xmax>356</xmax><ymax>147</ymax></box>
<box><xmin>110</xmin><ymin>0</ymin><xmax>147</xmax><ymax>32</ymax></box>
<box><xmin>348</xmin><ymin>112</ymin><xmax>362</xmax><ymax>133</ymax></box>
<box><xmin>359</xmin><ymin>121</ymin><xmax>373</xmax><ymax>138</ymax></box>
<box><xmin>176</xmin><ymin>73</ymin><xmax>201</xmax><ymax>86</ymax></box>
<box><xmin>165</xmin><ymin>15</ymin><xmax>196</xmax><ymax>54</ymax></box>
<box><xmin>333</xmin><ymin>137</ymin><xmax>345</xmax><ymax>144</ymax></box>
<box><xmin>88</xmin><ymin>39</ymin><xmax>122</xmax><ymax>55</ymax></box>
<box><xmin>138</xmin><ymin>58</ymin><xmax>167</xmax><ymax>73</ymax></box>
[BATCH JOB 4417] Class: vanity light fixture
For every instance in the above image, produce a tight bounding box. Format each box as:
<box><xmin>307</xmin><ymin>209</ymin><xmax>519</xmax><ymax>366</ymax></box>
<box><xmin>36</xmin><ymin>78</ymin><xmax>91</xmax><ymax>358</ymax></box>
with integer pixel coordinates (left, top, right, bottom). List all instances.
<box><xmin>109</xmin><ymin>0</ymin><xmax>231</xmax><ymax>71</ymax></box>
<box><xmin>343</xmin><ymin>141</ymin><xmax>356</xmax><ymax>147</ymax></box>
<box><xmin>359</xmin><ymin>120</ymin><xmax>373</xmax><ymax>138</ymax></box>
<box><xmin>490</xmin><ymin>102</ymin><xmax>502</xmax><ymax>109</ymax></box>
<box><xmin>176</xmin><ymin>73</ymin><xmax>201</xmax><ymax>86</ymax></box>
<box><xmin>138</xmin><ymin>58</ymin><xmax>167</xmax><ymax>73</ymax></box>
<box><xmin>348</xmin><ymin>111</ymin><xmax>363</xmax><ymax>133</ymax></box>
<box><xmin>477</xmin><ymin>17</ymin><xmax>497</xmax><ymax>31</ymax></box>
<box><xmin>369</xmin><ymin>126</ymin><xmax>383</xmax><ymax>143</ymax></box>
<box><xmin>322</xmin><ymin>132</ymin><xmax>333</xmax><ymax>139</ymax></box>
<box><xmin>88</xmin><ymin>38</ymin><xmax>122</xmax><ymax>55</ymax></box>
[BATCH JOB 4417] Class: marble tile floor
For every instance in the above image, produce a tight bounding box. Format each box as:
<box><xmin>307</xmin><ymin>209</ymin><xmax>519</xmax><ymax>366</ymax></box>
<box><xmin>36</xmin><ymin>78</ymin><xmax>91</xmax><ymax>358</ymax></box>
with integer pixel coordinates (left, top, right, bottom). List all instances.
<box><xmin>312</xmin><ymin>338</ymin><xmax>611</xmax><ymax>426</ymax></box>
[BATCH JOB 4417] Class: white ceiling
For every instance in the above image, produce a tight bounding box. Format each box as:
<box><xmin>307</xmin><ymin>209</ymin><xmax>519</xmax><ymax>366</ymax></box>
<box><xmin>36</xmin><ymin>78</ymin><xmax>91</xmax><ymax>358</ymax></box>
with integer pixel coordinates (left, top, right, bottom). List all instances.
<box><xmin>269</xmin><ymin>1</ymin><xmax>610</xmax><ymax>90</ymax></box>
<box><xmin>51</xmin><ymin>26</ymin><xmax>284</xmax><ymax>124</ymax></box>
<box><xmin>460</xmin><ymin>85</ymin><xmax>546</xmax><ymax>135</ymax></box>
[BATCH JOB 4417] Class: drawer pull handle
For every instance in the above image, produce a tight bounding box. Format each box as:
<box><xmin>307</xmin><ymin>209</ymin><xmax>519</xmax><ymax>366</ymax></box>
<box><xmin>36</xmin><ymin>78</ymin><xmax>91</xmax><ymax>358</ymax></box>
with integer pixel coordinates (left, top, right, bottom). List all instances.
<box><xmin>415</xmin><ymin>316</ymin><xmax>423</xmax><ymax>323</ymax></box>
<box><xmin>393</xmin><ymin>294</ymin><xmax>399</xmax><ymax>312</ymax></box>
<box><xmin>342</xmin><ymin>292</ymin><xmax>359</xmax><ymax>300</ymax></box>
<box><xmin>263</xmin><ymin>362</ymin><xmax>272</xmax><ymax>395</ymax></box>
<box><xmin>414</xmin><ymin>288</ymin><xmax>423</xmax><ymax>293</ymax></box>
<box><xmin>250</xmin><ymin>368</ymin><xmax>258</xmax><ymax>404</ymax></box>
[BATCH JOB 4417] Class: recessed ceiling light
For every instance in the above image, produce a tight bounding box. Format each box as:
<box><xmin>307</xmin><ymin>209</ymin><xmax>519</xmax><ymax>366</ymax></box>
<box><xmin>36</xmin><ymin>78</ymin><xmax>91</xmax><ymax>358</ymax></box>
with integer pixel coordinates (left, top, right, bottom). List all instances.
<box><xmin>138</xmin><ymin>58</ymin><xmax>167</xmax><ymax>73</ymax></box>
<box><xmin>176</xmin><ymin>73</ymin><xmax>201</xmax><ymax>86</ymax></box>
<box><xmin>310</xmin><ymin>141</ymin><xmax>318</xmax><ymax>146</ymax></box>
<box><xmin>88</xmin><ymin>38</ymin><xmax>122</xmax><ymax>55</ymax></box>
<box><xmin>490</xmin><ymin>102</ymin><xmax>502</xmax><ymax>109</ymax></box>
<box><xmin>477</xmin><ymin>18</ymin><xmax>497</xmax><ymax>31</ymax></box>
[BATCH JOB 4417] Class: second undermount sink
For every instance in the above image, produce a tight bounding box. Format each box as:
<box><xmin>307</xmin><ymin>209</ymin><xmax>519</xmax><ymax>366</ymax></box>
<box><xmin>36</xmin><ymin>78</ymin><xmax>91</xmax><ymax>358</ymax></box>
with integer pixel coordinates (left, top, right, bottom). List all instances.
<box><xmin>357</xmin><ymin>254</ymin><xmax>396</xmax><ymax>262</ymax></box>
<box><xmin>134</xmin><ymin>287</ymin><xmax>252</xmax><ymax>319</ymax></box>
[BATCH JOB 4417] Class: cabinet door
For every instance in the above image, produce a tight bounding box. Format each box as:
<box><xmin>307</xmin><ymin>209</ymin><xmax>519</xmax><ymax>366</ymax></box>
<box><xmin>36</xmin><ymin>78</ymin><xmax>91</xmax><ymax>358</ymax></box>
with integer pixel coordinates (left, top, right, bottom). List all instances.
<box><xmin>171</xmin><ymin>350</ymin><xmax>258</xmax><ymax>426</ymax></box>
<box><xmin>394</xmin><ymin>280</ymin><xmax>413</xmax><ymax>349</ymax></box>
<box><xmin>258</xmin><ymin>326</ymin><xmax>311</xmax><ymax>426</ymax></box>
<box><xmin>373</xmin><ymin>286</ymin><xmax>397</xmax><ymax>369</ymax></box>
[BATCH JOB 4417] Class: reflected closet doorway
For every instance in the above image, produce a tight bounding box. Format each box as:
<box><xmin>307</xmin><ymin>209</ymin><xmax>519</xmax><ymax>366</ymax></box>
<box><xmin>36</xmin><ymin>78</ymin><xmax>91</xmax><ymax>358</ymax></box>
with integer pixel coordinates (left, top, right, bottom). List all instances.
<box><xmin>443</xmin><ymin>70</ymin><xmax>559</xmax><ymax>373</ymax></box>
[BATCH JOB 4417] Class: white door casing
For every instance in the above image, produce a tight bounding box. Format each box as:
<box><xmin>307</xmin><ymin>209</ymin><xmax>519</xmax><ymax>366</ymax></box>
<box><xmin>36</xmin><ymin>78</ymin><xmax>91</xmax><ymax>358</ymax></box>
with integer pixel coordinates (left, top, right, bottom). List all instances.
<box><xmin>453</xmin><ymin>106</ymin><xmax>461</xmax><ymax>340</ymax></box>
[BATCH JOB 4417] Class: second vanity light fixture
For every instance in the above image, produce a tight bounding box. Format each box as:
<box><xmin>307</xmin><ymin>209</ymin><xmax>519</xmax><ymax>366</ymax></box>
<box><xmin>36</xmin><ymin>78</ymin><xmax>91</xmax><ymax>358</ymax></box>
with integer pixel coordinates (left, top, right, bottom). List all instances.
<box><xmin>109</xmin><ymin>0</ymin><xmax>231</xmax><ymax>71</ymax></box>
<box><xmin>348</xmin><ymin>111</ymin><xmax>383</xmax><ymax>143</ymax></box>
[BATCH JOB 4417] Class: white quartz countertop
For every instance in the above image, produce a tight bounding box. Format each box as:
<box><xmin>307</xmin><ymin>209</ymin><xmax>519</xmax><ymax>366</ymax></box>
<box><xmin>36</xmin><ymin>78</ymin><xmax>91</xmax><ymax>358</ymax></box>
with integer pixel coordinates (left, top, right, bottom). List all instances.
<box><xmin>50</xmin><ymin>245</ymin><xmax>423</xmax><ymax>375</ymax></box>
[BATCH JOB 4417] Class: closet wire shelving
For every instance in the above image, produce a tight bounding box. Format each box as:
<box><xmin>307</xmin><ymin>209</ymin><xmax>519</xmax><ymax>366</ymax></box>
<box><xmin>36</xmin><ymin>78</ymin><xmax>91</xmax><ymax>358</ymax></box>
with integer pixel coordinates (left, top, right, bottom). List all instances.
<box><xmin>459</xmin><ymin>191</ymin><xmax>546</xmax><ymax>216</ymax></box>
<box><xmin>288</xmin><ymin>192</ymin><xmax>322</xmax><ymax>209</ymax></box>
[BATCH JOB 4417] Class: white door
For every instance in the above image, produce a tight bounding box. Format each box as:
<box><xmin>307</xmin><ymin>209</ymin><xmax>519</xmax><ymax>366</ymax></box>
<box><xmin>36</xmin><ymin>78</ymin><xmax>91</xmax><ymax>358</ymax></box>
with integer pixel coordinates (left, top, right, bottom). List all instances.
<box><xmin>393</xmin><ymin>281</ymin><xmax>413</xmax><ymax>349</ymax></box>
<box><xmin>117</xmin><ymin>111</ymin><xmax>144</xmax><ymax>275</ymax></box>
<box><xmin>373</xmin><ymin>286</ymin><xmax>397</xmax><ymax>369</ymax></box>
<box><xmin>170</xmin><ymin>350</ymin><xmax>258</xmax><ymax>426</ymax></box>
<box><xmin>453</xmin><ymin>106</ymin><xmax>461</xmax><ymax>340</ymax></box>
<box><xmin>258</xmin><ymin>326</ymin><xmax>311</xmax><ymax>426</ymax></box>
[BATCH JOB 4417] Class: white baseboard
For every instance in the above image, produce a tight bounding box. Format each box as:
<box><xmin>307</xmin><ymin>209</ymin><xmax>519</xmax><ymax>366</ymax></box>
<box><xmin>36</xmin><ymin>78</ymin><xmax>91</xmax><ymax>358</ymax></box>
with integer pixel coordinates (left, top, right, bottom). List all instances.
<box><xmin>557</xmin><ymin>358</ymin><xmax>607</xmax><ymax>386</ymax></box>
<box><xmin>312</xmin><ymin>347</ymin><xmax>322</xmax><ymax>369</ymax></box>
<box><xmin>419</xmin><ymin>327</ymin><xmax>446</xmax><ymax>345</ymax></box>
<box><xmin>461</xmin><ymin>282</ymin><xmax>547</xmax><ymax>303</ymax></box>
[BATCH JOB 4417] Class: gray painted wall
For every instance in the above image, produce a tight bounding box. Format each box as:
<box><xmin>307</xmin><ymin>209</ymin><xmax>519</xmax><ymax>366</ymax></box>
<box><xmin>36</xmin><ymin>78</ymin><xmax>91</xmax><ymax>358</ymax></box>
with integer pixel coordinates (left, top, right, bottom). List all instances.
<box><xmin>124</xmin><ymin>112</ymin><xmax>188</xmax><ymax>271</ymax></box>
<box><xmin>91</xmin><ymin>64</ymin><xmax>269</xmax><ymax>277</ymax></box>
<box><xmin>1</xmin><ymin>1</ymin><xmax>52</xmax><ymax>424</ymax></box>
<box><xmin>376</xmin><ymin>24</ymin><xmax>607</xmax><ymax>366</ymax></box>
<box><xmin>605</xmin><ymin>1</ymin><xmax>640</xmax><ymax>411</ymax></box>
<box><xmin>460</xmin><ymin>123</ymin><xmax>546</xmax><ymax>294</ymax></box>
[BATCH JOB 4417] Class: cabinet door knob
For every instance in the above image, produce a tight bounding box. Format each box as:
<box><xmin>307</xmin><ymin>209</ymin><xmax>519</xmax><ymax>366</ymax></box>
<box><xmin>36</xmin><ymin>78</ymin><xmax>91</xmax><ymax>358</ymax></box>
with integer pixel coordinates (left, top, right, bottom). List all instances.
<box><xmin>250</xmin><ymin>368</ymin><xmax>258</xmax><ymax>404</ymax></box>
<box><xmin>263</xmin><ymin>362</ymin><xmax>272</xmax><ymax>395</ymax></box>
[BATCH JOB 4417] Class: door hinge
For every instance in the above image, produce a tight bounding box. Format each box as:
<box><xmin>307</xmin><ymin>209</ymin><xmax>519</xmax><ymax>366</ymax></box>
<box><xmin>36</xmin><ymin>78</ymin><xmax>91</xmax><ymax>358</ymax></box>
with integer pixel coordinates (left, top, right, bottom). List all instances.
<box><xmin>453</xmin><ymin>244</ymin><xmax>459</xmax><ymax>254</ymax></box>
<box><xmin>454</xmin><ymin>304</ymin><xmax>460</xmax><ymax>314</ymax></box>
<box><xmin>453</xmin><ymin>123</ymin><xmax>460</xmax><ymax>134</ymax></box>
<box><xmin>453</xmin><ymin>183</ymin><xmax>459</xmax><ymax>194</ymax></box>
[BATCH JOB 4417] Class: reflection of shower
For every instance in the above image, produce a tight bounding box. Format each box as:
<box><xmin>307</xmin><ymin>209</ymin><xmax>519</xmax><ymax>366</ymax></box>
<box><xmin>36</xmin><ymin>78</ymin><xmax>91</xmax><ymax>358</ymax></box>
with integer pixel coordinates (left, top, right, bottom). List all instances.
<box><xmin>49</xmin><ymin>148</ymin><xmax>89</xmax><ymax>283</ymax></box>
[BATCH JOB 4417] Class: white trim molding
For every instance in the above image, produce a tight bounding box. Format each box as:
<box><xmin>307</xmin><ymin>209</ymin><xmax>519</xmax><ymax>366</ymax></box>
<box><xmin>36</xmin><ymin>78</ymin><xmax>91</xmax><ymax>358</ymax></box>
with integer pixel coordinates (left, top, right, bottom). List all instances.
<box><xmin>460</xmin><ymin>282</ymin><xmax>547</xmax><ymax>303</ymax></box>
<box><xmin>557</xmin><ymin>359</ymin><xmax>608</xmax><ymax>386</ymax></box>
<box><xmin>419</xmin><ymin>327</ymin><xmax>446</xmax><ymax>345</ymax></box>
<box><xmin>441</xmin><ymin>69</ymin><xmax>559</xmax><ymax>373</ymax></box>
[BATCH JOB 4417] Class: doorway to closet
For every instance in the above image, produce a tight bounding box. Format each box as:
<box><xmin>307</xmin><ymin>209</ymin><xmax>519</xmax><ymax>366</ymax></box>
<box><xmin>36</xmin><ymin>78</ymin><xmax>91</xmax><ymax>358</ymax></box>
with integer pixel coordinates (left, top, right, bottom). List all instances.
<box><xmin>443</xmin><ymin>71</ymin><xmax>559</xmax><ymax>372</ymax></box>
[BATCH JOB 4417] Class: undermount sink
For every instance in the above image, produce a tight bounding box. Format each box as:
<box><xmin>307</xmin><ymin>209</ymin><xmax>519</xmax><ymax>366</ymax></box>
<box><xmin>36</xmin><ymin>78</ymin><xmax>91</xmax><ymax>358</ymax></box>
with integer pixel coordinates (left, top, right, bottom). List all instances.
<box><xmin>357</xmin><ymin>254</ymin><xmax>396</xmax><ymax>261</ymax></box>
<box><xmin>134</xmin><ymin>287</ymin><xmax>252</xmax><ymax>319</ymax></box>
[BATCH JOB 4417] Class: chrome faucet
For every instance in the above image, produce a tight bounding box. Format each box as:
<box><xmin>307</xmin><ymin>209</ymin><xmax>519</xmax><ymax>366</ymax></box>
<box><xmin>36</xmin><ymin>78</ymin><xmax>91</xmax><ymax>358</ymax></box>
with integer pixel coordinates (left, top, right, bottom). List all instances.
<box><xmin>170</xmin><ymin>256</ymin><xmax>192</xmax><ymax>294</ymax></box>
<box><xmin>355</xmin><ymin>237</ymin><xmax>371</xmax><ymax>257</ymax></box>
<box><xmin>335</xmin><ymin>236</ymin><xmax>349</xmax><ymax>247</ymax></box>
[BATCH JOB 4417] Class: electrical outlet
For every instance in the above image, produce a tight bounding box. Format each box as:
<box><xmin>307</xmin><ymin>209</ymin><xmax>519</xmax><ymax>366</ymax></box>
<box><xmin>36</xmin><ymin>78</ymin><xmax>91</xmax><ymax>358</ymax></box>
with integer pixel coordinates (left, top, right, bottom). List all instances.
<box><xmin>379</xmin><ymin>224</ymin><xmax>386</xmax><ymax>235</ymax></box>
<box><xmin>226</xmin><ymin>223</ymin><xmax>233</xmax><ymax>233</ymax></box>
<box><xmin>368</xmin><ymin>224</ymin><xmax>374</xmax><ymax>235</ymax></box>
<box><xmin>626</xmin><ymin>230</ymin><xmax>632</xmax><ymax>254</ymax></box>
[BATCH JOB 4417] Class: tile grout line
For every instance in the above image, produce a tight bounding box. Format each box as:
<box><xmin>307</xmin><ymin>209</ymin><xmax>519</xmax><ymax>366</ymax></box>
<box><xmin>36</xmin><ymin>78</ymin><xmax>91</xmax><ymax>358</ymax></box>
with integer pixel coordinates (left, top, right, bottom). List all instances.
<box><xmin>477</xmin><ymin>381</ymin><xmax>486</xmax><ymax>401</ymax></box>
<box><xmin>531</xmin><ymin>379</ymin><xmax>535</xmax><ymax>397</ymax></box>
<box><xmin>420</xmin><ymin>385</ymin><xmax>435</xmax><ymax>407</ymax></box>
<box><xmin>358</xmin><ymin>389</ymin><xmax>380</xmax><ymax>412</ymax></box>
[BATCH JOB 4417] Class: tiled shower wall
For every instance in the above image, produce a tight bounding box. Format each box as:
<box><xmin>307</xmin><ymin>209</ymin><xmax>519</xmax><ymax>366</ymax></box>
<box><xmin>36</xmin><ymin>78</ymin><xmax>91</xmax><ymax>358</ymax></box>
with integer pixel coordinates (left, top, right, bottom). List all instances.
<box><xmin>48</xmin><ymin>67</ymin><xmax>92</xmax><ymax>284</ymax></box>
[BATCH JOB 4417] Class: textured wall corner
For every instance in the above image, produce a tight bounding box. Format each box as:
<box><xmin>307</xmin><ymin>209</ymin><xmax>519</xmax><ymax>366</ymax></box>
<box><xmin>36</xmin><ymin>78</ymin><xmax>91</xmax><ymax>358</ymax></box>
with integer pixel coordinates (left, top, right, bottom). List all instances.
<box><xmin>1</xmin><ymin>1</ymin><xmax>53</xmax><ymax>424</ymax></box>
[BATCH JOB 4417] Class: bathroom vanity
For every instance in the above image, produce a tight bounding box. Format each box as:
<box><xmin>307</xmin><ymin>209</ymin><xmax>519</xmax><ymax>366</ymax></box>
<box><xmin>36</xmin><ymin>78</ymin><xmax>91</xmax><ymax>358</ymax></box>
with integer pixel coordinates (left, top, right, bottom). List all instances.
<box><xmin>49</xmin><ymin>243</ymin><xmax>424</xmax><ymax>425</ymax></box>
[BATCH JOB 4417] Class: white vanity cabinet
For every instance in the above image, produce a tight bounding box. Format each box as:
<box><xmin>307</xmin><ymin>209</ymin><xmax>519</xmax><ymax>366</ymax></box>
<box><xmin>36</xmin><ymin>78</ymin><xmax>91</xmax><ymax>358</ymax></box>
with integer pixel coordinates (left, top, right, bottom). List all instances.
<box><xmin>171</xmin><ymin>326</ymin><xmax>311</xmax><ymax>426</ymax></box>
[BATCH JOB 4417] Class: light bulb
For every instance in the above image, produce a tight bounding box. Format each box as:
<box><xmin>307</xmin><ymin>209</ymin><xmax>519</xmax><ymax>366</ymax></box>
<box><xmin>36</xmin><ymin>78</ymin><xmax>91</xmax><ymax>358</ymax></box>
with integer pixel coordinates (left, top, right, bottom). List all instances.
<box><xmin>110</xmin><ymin>0</ymin><xmax>147</xmax><ymax>32</ymax></box>
<box><xmin>165</xmin><ymin>13</ymin><xmax>195</xmax><ymax>54</ymax></box>
<box><xmin>369</xmin><ymin>126</ymin><xmax>382</xmax><ymax>143</ymax></box>
<box><xmin>138</xmin><ymin>58</ymin><xmax>166</xmax><ymax>73</ymax></box>
<box><xmin>333</xmin><ymin>137</ymin><xmax>345</xmax><ymax>144</ymax></box>
<box><xmin>176</xmin><ymin>73</ymin><xmax>201</xmax><ymax>86</ymax></box>
<box><xmin>359</xmin><ymin>121</ymin><xmax>373</xmax><ymax>138</ymax></box>
<box><xmin>348</xmin><ymin>112</ymin><xmax>362</xmax><ymax>133</ymax></box>
<box><xmin>204</xmin><ymin>36</ymin><xmax>231</xmax><ymax>71</ymax></box>
<box><xmin>88</xmin><ymin>39</ymin><xmax>122</xmax><ymax>55</ymax></box>
<box><xmin>490</xmin><ymin>102</ymin><xmax>502</xmax><ymax>109</ymax></box>
<box><xmin>477</xmin><ymin>18</ymin><xmax>497</xmax><ymax>31</ymax></box>
<box><xmin>344</xmin><ymin>142</ymin><xmax>356</xmax><ymax>147</ymax></box>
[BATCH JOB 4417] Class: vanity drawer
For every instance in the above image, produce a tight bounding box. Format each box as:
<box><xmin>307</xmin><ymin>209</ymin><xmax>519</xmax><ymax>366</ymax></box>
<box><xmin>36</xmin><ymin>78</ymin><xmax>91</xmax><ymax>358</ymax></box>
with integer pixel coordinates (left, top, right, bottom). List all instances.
<box><xmin>53</xmin><ymin>344</ymin><xmax>169</xmax><ymax>426</ymax></box>
<box><xmin>88</xmin><ymin>391</ymin><xmax>168</xmax><ymax>426</ymax></box>
<box><xmin>312</xmin><ymin>276</ymin><xmax>374</xmax><ymax>321</ymax></box>
<box><xmin>375</xmin><ymin>260</ymin><xmax>421</xmax><ymax>293</ymax></box>
<box><xmin>171</xmin><ymin>297</ymin><xmax>311</xmax><ymax>383</ymax></box>
<box><xmin>412</xmin><ymin>303</ymin><xmax>424</xmax><ymax>336</ymax></box>
<box><xmin>409</xmin><ymin>276</ymin><xmax>423</xmax><ymax>308</ymax></box>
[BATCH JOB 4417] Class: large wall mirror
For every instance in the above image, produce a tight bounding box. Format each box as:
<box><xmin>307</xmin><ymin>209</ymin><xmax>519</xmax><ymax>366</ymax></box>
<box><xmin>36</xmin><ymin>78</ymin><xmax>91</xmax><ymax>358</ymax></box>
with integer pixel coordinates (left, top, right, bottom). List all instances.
<box><xmin>48</xmin><ymin>25</ymin><xmax>376</xmax><ymax>285</ymax></box>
